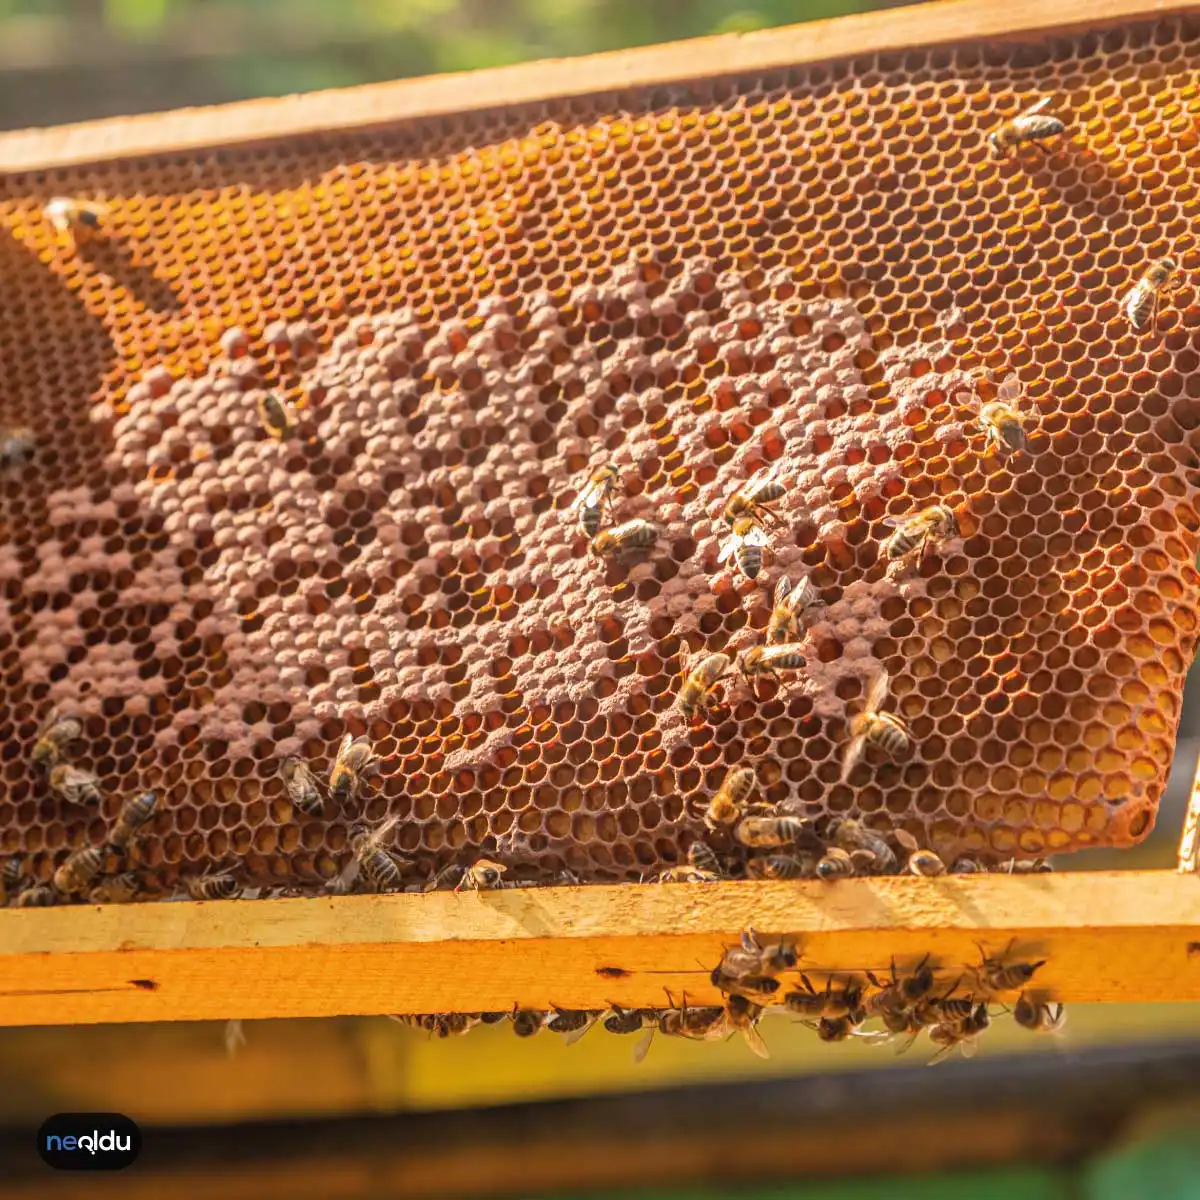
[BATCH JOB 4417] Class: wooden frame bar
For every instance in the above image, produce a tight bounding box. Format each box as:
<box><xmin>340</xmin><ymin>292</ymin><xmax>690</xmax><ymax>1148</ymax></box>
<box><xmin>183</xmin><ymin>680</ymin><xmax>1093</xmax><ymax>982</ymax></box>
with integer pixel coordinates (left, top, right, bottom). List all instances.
<box><xmin>0</xmin><ymin>0</ymin><xmax>1193</xmax><ymax>173</ymax></box>
<box><xmin>0</xmin><ymin>872</ymin><xmax>1197</xmax><ymax>1026</ymax></box>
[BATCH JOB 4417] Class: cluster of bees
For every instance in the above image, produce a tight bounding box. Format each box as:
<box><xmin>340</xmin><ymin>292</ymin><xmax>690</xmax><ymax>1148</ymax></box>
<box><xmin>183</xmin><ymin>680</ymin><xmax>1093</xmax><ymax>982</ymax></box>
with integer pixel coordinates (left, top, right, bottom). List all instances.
<box><xmin>386</xmin><ymin>934</ymin><xmax>1065</xmax><ymax>1065</ymax></box>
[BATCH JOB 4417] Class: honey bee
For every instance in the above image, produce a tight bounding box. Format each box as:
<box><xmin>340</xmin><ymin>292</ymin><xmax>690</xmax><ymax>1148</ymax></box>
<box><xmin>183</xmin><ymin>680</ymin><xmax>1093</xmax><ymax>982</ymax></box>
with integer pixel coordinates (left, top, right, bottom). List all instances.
<box><xmin>977</xmin><ymin>375</ymin><xmax>1029</xmax><ymax>456</ymax></box>
<box><xmin>738</xmin><ymin>643</ymin><xmax>807</xmax><ymax>697</ymax></box>
<box><xmin>455</xmin><ymin>858</ymin><xmax>509</xmax><ymax>892</ymax></box>
<box><xmin>840</xmin><ymin>671</ymin><xmax>913</xmax><ymax>782</ymax></box>
<box><xmin>692</xmin><ymin>766</ymin><xmax>757</xmax><ymax>833</ymax></box>
<box><xmin>589</xmin><ymin>518</ymin><xmax>658</xmax><ymax>561</ymax></box>
<box><xmin>745</xmin><ymin>852</ymin><xmax>813</xmax><ymax>880</ymax></box>
<box><xmin>816</xmin><ymin>847</ymin><xmax>856</xmax><ymax>880</ymax></box>
<box><xmin>328</xmin><ymin>732</ymin><xmax>377</xmax><ymax>802</ymax></box>
<box><xmin>927</xmin><ymin>1003</ymin><xmax>990</xmax><ymax>1065</ymax></box>
<box><xmin>107</xmin><ymin>791</ymin><xmax>158</xmax><ymax>851</ymax></box>
<box><xmin>14</xmin><ymin>885</ymin><xmax>58</xmax><ymax>907</ymax></box>
<box><xmin>1013</xmin><ymin>992</ymin><xmax>1067</xmax><ymax>1035</ymax></box>
<box><xmin>830</xmin><ymin>818</ymin><xmax>897</xmax><ymax>875</ymax></box>
<box><xmin>0</xmin><ymin>857</ymin><xmax>21</xmax><ymax>905</ymax></box>
<box><xmin>767</xmin><ymin>575</ymin><xmax>823</xmax><ymax>644</ymax></box>
<box><xmin>635</xmin><ymin>992</ymin><xmax>726</xmax><ymax>1063</ymax></box>
<box><xmin>657</xmin><ymin>865</ymin><xmax>721</xmax><ymax>883</ymax></box>
<box><xmin>510</xmin><ymin>1006</ymin><xmax>547</xmax><ymax>1038</ymax></box>
<box><xmin>256</xmin><ymin>392</ymin><xmax>295</xmax><ymax>440</ymax></box>
<box><xmin>1122</xmin><ymin>257</ymin><xmax>1179</xmax><ymax>333</ymax></box>
<box><xmin>568</xmin><ymin>464</ymin><xmax>620</xmax><ymax>538</ymax></box>
<box><xmin>804</xmin><ymin>1014</ymin><xmax>886</xmax><ymax>1043</ymax></box>
<box><xmin>881</xmin><ymin>503</ymin><xmax>959</xmax><ymax>563</ymax></box>
<box><xmin>1004</xmin><ymin>857</ymin><xmax>1053</xmax><ymax>874</ymax></box>
<box><xmin>53</xmin><ymin>846</ymin><xmax>106</xmax><ymax>895</ymax></box>
<box><xmin>784</xmin><ymin>974</ymin><xmax>865</xmax><ymax>1020</ymax></box>
<box><xmin>718</xmin><ymin>516</ymin><xmax>770</xmax><ymax>581</ymax></box>
<box><xmin>724</xmin><ymin>993</ymin><xmax>771</xmax><ymax>1059</ymax></box>
<box><xmin>602</xmin><ymin>1005</ymin><xmax>651</xmax><ymax>1036</ymax></box>
<box><xmin>0</xmin><ymin>425</ymin><xmax>35</xmax><ymax>469</ymax></box>
<box><xmin>864</xmin><ymin>956</ymin><xmax>935</xmax><ymax>1021</ymax></box>
<box><xmin>186</xmin><ymin>873</ymin><xmax>243</xmax><ymax>901</ymax></box>
<box><xmin>718</xmin><ymin>927</ymin><xmax>800</xmax><ymax>979</ymax></box>
<box><xmin>388</xmin><ymin>1013</ymin><xmax>479</xmax><ymax>1039</ymax></box>
<box><xmin>973</xmin><ymin>940</ymin><xmax>1046</xmax><ymax>994</ymax></box>
<box><xmin>546</xmin><ymin>1006</ymin><xmax>601</xmax><ymax>1045</ymax></box>
<box><xmin>951</xmin><ymin>857</ymin><xmax>983</xmax><ymax>874</ymax></box>
<box><xmin>723</xmin><ymin>466</ymin><xmax>786</xmax><ymax>528</ymax></box>
<box><xmin>988</xmin><ymin>96</ymin><xmax>1065</xmax><ymax>158</ymax></box>
<box><xmin>343</xmin><ymin>815</ymin><xmax>407</xmax><ymax>893</ymax></box>
<box><xmin>734</xmin><ymin>816</ymin><xmax>810</xmax><ymax>850</ymax></box>
<box><xmin>43</xmin><ymin>197</ymin><xmax>109</xmax><ymax>246</ymax></box>
<box><xmin>32</xmin><ymin>709</ymin><xmax>82</xmax><ymax>769</ymax></box>
<box><xmin>907</xmin><ymin>849</ymin><xmax>947</xmax><ymax>877</ymax></box>
<box><xmin>281</xmin><ymin>757</ymin><xmax>325</xmax><ymax>816</ymax></box>
<box><xmin>49</xmin><ymin>763</ymin><xmax>102</xmax><ymax>805</ymax></box>
<box><xmin>87</xmin><ymin>872</ymin><xmax>142</xmax><ymax>904</ymax></box>
<box><xmin>686</xmin><ymin>841</ymin><xmax>725</xmax><ymax>876</ymax></box>
<box><xmin>676</xmin><ymin>651</ymin><xmax>731</xmax><ymax>721</ymax></box>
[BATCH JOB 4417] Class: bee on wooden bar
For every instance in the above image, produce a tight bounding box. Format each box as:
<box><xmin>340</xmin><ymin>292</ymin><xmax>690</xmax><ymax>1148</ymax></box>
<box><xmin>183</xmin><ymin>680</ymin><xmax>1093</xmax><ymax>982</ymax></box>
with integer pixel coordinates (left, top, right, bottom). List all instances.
<box><xmin>44</xmin><ymin>197</ymin><xmax>109</xmax><ymax>247</ymax></box>
<box><xmin>589</xmin><ymin>518</ymin><xmax>658</xmax><ymax>561</ymax></box>
<box><xmin>32</xmin><ymin>709</ymin><xmax>82</xmax><ymax>769</ymax></box>
<box><xmin>892</xmin><ymin>829</ymin><xmax>946</xmax><ymax>877</ymax></box>
<box><xmin>716</xmin><ymin>928</ymin><xmax>800</xmax><ymax>982</ymax></box>
<box><xmin>568</xmin><ymin>464</ymin><xmax>620</xmax><ymax>538</ymax></box>
<box><xmin>725</xmin><ymin>993</ymin><xmax>770</xmax><ymax>1059</ymax></box>
<box><xmin>14</xmin><ymin>885</ymin><xmax>58</xmax><ymax>907</ymax></box>
<box><xmin>88</xmin><ymin>872</ymin><xmax>142</xmax><ymax>904</ymax></box>
<box><xmin>734</xmin><ymin>815</ymin><xmax>810</xmax><ymax>850</ymax></box>
<box><xmin>977</xmin><ymin>375</ymin><xmax>1030</xmax><ymax>456</ymax></box>
<box><xmin>738</xmin><ymin>643</ymin><xmax>807</xmax><ymax>698</ymax></box>
<box><xmin>815</xmin><ymin>847</ymin><xmax>856</xmax><ymax>881</ymax></box>
<box><xmin>546</xmin><ymin>1007</ymin><xmax>600</xmax><ymax>1043</ymax></box>
<box><xmin>951</xmin><ymin>857</ymin><xmax>983</xmax><ymax>874</ymax></box>
<box><xmin>718</xmin><ymin>516</ymin><xmax>770</xmax><ymax>581</ymax></box>
<box><xmin>186</xmin><ymin>873</ymin><xmax>243</xmax><ymax>901</ymax></box>
<box><xmin>928</xmin><ymin>1003</ymin><xmax>990</xmax><ymax>1066</ymax></box>
<box><xmin>767</xmin><ymin>575</ymin><xmax>823</xmax><ymax>644</ymax></box>
<box><xmin>53</xmin><ymin>846</ymin><xmax>105</xmax><ymax>895</ymax></box>
<box><xmin>0</xmin><ymin>857</ymin><xmax>22</xmax><ymax>905</ymax></box>
<box><xmin>510</xmin><ymin>1006</ymin><xmax>547</xmax><ymax>1038</ymax></box>
<box><xmin>692</xmin><ymin>765</ymin><xmax>757</xmax><ymax>833</ymax></box>
<box><xmin>723</xmin><ymin>466</ymin><xmax>786</xmax><ymax>528</ymax></box>
<box><xmin>256</xmin><ymin>392</ymin><xmax>295</xmax><ymax>440</ymax></box>
<box><xmin>603</xmin><ymin>1004</ymin><xmax>651</xmax><ymax>1036</ymax></box>
<box><xmin>328</xmin><ymin>732</ymin><xmax>377</xmax><ymax>803</ymax></box>
<box><xmin>389</xmin><ymin>1013</ymin><xmax>479</xmax><ymax>1039</ymax></box>
<box><xmin>805</xmin><ymin>1014</ymin><xmax>886</xmax><ymax>1043</ymax></box>
<box><xmin>1003</xmin><ymin>858</ymin><xmax>1053</xmax><ymax>874</ymax></box>
<box><xmin>343</xmin><ymin>815</ymin><xmax>407</xmax><ymax>893</ymax></box>
<box><xmin>1013</xmin><ymin>992</ymin><xmax>1067</xmax><ymax>1035</ymax></box>
<box><xmin>830</xmin><ymin>818</ymin><xmax>897</xmax><ymax>875</ymax></box>
<box><xmin>785</xmin><ymin>974</ymin><xmax>865</xmax><ymax>1020</ymax></box>
<box><xmin>657</xmin><ymin>865</ymin><xmax>721</xmax><ymax>883</ymax></box>
<box><xmin>107</xmin><ymin>790</ymin><xmax>158</xmax><ymax>851</ymax></box>
<box><xmin>676</xmin><ymin>651</ymin><xmax>731</xmax><ymax>722</ymax></box>
<box><xmin>840</xmin><ymin>671</ymin><xmax>913</xmax><ymax>782</ymax></box>
<box><xmin>973</xmin><ymin>940</ymin><xmax>1046</xmax><ymax>994</ymax></box>
<box><xmin>281</xmin><ymin>757</ymin><xmax>325</xmax><ymax>816</ymax></box>
<box><xmin>49</xmin><ymin>763</ymin><xmax>102</xmax><ymax>805</ymax></box>
<box><xmin>0</xmin><ymin>425</ymin><xmax>35</xmax><ymax>470</ymax></box>
<box><xmin>864</xmin><ymin>956</ymin><xmax>935</xmax><ymax>1022</ymax></box>
<box><xmin>686</xmin><ymin>841</ymin><xmax>726</xmax><ymax>877</ymax></box>
<box><xmin>455</xmin><ymin>858</ymin><xmax>509</xmax><ymax>892</ymax></box>
<box><xmin>881</xmin><ymin>504</ymin><xmax>959</xmax><ymax>563</ymax></box>
<box><xmin>745</xmin><ymin>852</ymin><xmax>813</xmax><ymax>880</ymax></box>
<box><xmin>635</xmin><ymin>992</ymin><xmax>726</xmax><ymax>1063</ymax></box>
<box><xmin>1123</xmin><ymin>258</ymin><xmax>1179</xmax><ymax>333</ymax></box>
<box><xmin>988</xmin><ymin>96</ymin><xmax>1065</xmax><ymax>158</ymax></box>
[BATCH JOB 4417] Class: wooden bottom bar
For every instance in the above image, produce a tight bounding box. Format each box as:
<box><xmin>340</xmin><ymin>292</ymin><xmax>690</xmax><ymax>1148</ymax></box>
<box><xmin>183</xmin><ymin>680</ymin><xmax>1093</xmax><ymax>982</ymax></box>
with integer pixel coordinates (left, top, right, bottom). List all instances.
<box><xmin>0</xmin><ymin>872</ymin><xmax>1197</xmax><ymax>1026</ymax></box>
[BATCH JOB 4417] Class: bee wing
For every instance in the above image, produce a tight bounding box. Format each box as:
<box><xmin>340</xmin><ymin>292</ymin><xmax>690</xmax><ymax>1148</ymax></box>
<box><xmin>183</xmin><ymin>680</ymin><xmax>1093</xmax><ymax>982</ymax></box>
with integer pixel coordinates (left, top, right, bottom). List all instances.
<box><xmin>332</xmin><ymin>731</ymin><xmax>353</xmax><ymax>770</ymax></box>
<box><xmin>741</xmin><ymin>1023</ymin><xmax>771</xmax><ymax>1060</ymax></box>
<box><xmin>567</xmin><ymin>480</ymin><xmax>598</xmax><ymax>513</ymax></box>
<box><xmin>716</xmin><ymin>533</ymin><xmax>738</xmax><ymax>565</ymax></box>
<box><xmin>741</xmin><ymin>524</ymin><xmax>769</xmax><ymax>548</ymax></box>
<box><xmin>880</xmin><ymin>516</ymin><xmax>904</xmax><ymax>529</ymax></box>
<box><xmin>561</xmin><ymin>1014</ymin><xmax>599</xmax><ymax>1047</ymax></box>
<box><xmin>960</xmin><ymin>1037</ymin><xmax>980</xmax><ymax>1060</ymax></box>
<box><xmin>866</xmin><ymin>671</ymin><xmax>891</xmax><ymax>713</ymax></box>
<box><xmin>840</xmin><ymin>734</ymin><xmax>868</xmax><ymax>783</ymax></box>
<box><xmin>773</xmin><ymin>575</ymin><xmax>790</xmax><ymax>604</ymax></box>
<box><xmin>631</xmin><ymin>1028</ymin><xmax>655</xmax><ymax>1064</ymax></box>
<box><xmin>789</xmin><ymin>577</ymin><xmax>814</xmax><ymax>607</ymax></box>
<box><xmin>996</xmin><ymin>375</ymin><xmax>1022</xmax><ymax>407</ymax></box>
<box><xmin>1021</xmin><ymin>96</ymin><xmax>1054</xmax><ymax>117</ymax></box>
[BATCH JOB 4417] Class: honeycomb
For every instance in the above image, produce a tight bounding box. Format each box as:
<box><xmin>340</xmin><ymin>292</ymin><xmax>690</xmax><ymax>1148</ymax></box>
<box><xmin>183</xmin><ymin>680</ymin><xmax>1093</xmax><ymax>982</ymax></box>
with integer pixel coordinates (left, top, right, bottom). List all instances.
<box><xmin>1</xmin><ymin>12</ymin><xmax>1199</xmax><ymax>897</ymax></box>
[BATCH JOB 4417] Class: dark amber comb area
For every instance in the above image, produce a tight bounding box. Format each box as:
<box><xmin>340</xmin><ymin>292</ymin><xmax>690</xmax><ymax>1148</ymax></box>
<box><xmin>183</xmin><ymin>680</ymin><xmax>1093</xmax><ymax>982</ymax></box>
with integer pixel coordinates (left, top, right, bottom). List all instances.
<box><xmin>0</xmin><ymin>13</ymin><xmax>1198</xmax><ymax>896</ymax></box>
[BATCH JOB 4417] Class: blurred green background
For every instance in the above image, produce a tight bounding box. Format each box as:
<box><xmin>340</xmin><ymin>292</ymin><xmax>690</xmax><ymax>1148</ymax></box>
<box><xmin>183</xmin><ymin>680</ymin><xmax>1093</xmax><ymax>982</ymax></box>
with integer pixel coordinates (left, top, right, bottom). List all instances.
<box><xmin>0</xmin><ymin>0</ymin><xmax>915</xmax><ymax>131</ymax></box>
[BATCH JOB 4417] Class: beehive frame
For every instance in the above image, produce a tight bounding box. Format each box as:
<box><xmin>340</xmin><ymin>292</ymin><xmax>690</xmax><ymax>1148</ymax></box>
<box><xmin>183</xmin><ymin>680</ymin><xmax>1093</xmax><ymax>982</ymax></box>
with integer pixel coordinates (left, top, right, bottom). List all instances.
<box><xmin>2</xmin><ymin>0</ymin><xmax>1200</xmax><ymax>1026</ymax></box>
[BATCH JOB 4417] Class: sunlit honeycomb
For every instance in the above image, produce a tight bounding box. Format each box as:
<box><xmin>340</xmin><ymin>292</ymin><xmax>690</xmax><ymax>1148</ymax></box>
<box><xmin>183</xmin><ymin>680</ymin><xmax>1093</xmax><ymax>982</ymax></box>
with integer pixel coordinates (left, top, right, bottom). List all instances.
<box><xmin>1</xmin><ymin>13</ymin><xmax>1198</xmax><ymax>897</ymax></box>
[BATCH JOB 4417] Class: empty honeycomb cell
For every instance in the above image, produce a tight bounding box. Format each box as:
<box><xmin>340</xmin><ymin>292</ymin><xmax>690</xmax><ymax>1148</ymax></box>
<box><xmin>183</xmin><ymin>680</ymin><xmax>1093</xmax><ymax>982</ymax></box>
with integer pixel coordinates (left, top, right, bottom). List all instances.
<box><xmin>2</xmin><ymin>20</ymin><xmax>1200</xmax><ymax>896</ymax></box>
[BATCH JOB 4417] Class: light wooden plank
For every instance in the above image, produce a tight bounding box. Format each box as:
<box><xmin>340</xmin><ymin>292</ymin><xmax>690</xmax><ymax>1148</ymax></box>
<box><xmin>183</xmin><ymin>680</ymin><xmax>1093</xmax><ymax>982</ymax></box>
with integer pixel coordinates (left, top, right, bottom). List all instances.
<box><xmin>1178</xmin><ymin>746</ymin><xmax>1200</xmax><ymax>872</ymax></box>
<box><xmin>0</xmin><ymin>0</ymin><xmax>1190</xmax><ymax>173</ymax></box>
<box><xmin>0</xmin><ymin>872</ymin><xmax>1196</xmax><ymax>1026</ymax></box>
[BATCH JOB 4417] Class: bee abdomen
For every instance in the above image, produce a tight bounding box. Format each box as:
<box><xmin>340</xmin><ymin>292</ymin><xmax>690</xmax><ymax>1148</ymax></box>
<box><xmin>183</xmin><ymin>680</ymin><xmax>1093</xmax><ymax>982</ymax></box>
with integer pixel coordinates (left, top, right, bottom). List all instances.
<box><xmin>735</xmin><ymin>544</ymin><xmax>763</xmax><ymax>580</ymax></box>
<box><xmin>1015</xmin><ymin>114</ymin><xmax>1065</xmax><ymax>141</ymax></box>
<box><xmin>868</xmin><ymin>723</ymin><xmax>910</xmax><ymax>758</ymax></box>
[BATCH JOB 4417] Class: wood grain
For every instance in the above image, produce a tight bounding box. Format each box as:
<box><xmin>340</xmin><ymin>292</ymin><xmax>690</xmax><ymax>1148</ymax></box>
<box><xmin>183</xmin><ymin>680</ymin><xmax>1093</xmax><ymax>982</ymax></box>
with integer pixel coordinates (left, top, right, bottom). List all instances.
<box><xmin>0</xmin><ymin>0</ymin><xmax>1191</xmax><ymax>173</ymax></box>
<box><xmin>0</xmin><ymin>872</ymin><xmax>1197</xmax><ymax>1026</ymax></box>
<box><xmin>1178</xmin><ymin>749</ymin><xmax>1200</xmax><ymax>872</ymax></box>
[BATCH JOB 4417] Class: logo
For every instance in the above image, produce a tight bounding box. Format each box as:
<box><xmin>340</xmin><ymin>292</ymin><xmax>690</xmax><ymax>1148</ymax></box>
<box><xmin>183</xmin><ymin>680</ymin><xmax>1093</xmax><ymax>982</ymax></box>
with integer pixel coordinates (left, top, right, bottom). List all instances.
<box><xmin>38</xmin><ymin>1113</ymin><xmax>141</xmax><ymax>1170</ymax></box>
